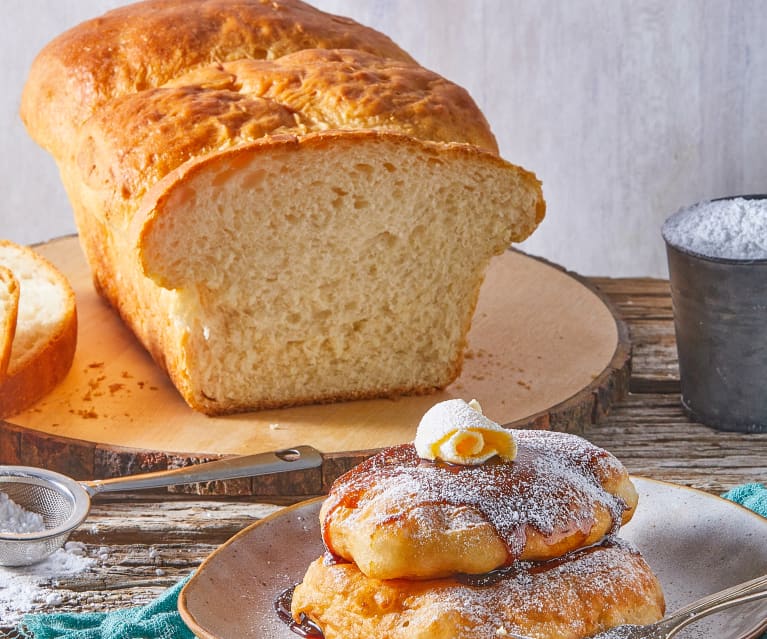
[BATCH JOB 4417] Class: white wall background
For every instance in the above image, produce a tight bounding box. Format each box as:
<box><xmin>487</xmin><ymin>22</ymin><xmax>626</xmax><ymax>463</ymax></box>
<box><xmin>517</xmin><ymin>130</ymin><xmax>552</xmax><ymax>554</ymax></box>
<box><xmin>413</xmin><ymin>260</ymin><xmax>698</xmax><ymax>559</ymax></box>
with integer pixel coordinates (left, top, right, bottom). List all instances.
<box><xmin>2</xmin><ymin>0</ymin><xmax>766</xmax><ymax>277</ymax></box>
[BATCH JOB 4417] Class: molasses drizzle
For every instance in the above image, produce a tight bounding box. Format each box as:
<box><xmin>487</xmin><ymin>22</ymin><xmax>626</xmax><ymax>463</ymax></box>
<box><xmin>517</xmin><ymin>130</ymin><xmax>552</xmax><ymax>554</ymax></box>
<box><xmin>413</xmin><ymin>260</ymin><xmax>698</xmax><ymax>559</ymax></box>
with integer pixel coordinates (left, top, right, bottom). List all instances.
<box><xmin>274</xmin><ymin>585</ymin><xmax>324</xmax><ymax>638</ymax></box>
<box><xmin>455</xmin><ymin>536</ymin><xmax>633</xmax><ymax>586</ymax></box>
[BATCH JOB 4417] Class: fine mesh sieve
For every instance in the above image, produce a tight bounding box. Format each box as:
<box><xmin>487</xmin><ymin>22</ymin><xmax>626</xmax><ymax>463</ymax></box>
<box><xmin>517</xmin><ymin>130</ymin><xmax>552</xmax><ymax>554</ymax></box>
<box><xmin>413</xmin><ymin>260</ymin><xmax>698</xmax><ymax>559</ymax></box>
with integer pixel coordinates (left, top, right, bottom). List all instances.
<box><xmin>0</xmin><ymin>467</ymin><xmax>89</xmax><ymax>567</ymax></box>
<box><xmin>0</xmin><ymin>446</ymin><xmax>322</xmax><ymax>567</ymax></box>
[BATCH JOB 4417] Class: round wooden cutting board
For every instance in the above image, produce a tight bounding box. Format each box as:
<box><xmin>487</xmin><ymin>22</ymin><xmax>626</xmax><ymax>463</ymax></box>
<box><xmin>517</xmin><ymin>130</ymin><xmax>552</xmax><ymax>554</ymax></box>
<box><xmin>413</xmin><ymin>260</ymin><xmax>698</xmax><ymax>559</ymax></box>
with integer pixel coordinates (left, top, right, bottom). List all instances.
<box><xmin>0</xmin><ymin>236</ymin><xmax>629</xmax><ymax>495</ymax></box>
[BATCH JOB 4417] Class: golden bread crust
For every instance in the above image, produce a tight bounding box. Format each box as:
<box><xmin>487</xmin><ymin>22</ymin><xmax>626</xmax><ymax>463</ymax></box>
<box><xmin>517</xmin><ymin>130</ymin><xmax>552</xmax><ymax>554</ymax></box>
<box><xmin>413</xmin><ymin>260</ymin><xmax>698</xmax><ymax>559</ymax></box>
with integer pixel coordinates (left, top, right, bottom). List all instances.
<box><xmin>167</xmin><ymin>51</ymin><xmax>498</xmax><ymax>151</ymax></box>
<box><xmin>0</xmin><ymin>315</ymin><xmax>77</xmax><ymax>419</ymax></box>
<box><xmin>291</xmin><ymin>541</ymin><xmax>665</xmax><ymax>639</ymax></box>
<box><xmin>321</xmin><ymin>431</ymin><xmax>638</xmax><ymax>580</ymax></box>
<box><xmin>75</xmin><ymin>49</ymin><xmax>499</xmax><ymax>231</ymax></box>
<box><xmin>21</xmin><ymin>0</ymin><xmax>415</xmax><ymax>156</ymax></box>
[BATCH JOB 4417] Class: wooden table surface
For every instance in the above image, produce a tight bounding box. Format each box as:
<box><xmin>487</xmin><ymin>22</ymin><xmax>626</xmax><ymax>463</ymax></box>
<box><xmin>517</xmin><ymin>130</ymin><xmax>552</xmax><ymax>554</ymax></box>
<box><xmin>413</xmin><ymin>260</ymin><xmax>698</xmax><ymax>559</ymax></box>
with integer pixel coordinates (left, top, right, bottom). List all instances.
<box><xmin>1</xmin><ymin>276</ymin><xmax>766</xmax><ymax>632</ymax></box>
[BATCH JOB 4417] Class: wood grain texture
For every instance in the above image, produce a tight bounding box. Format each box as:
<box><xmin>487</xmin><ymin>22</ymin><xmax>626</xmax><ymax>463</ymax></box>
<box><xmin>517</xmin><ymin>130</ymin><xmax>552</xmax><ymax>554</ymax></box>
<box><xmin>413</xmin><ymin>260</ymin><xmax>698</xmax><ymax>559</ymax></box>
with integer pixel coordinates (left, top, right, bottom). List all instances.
<box><xmin>590</xmin><ymin>276</ymin><xmax>680</xmax><ymax>393</ymax></box>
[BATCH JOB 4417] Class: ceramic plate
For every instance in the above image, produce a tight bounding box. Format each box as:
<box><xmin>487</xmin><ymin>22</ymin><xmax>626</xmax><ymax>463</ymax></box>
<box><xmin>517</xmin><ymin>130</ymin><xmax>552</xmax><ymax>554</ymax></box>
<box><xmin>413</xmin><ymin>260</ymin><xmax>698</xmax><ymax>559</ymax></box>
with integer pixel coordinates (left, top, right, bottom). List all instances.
<box><xmin>179</xmin><ymin>477</ymin><xmax>767</xmax><ymax>638</ymax></box>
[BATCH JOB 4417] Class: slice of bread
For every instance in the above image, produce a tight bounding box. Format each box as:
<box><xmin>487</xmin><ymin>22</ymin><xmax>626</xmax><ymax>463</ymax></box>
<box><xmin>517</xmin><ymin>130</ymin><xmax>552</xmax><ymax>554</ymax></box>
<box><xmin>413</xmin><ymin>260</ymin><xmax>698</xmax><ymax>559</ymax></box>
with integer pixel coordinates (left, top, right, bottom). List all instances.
<box><xmin>0</xmin><ymin>266</ymin><xmax>19</xmax><ymax>379</ymax></box>
<box><xmin>0</xmin><ymin>240</ymin><xmax>77</xmax><ymax>418</ymax></box>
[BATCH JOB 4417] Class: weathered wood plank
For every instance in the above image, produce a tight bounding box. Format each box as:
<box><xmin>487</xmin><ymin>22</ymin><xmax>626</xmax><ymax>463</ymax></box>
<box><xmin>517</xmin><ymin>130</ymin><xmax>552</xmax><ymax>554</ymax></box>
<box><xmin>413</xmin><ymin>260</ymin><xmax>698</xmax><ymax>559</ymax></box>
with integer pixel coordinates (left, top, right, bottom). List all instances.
<box><xmin>590</xmin><ymin>278</ymin><xmax>674</xmax><ymax>320</ymax></box>
<box><xmin>585</xmin><ymin>392</ymin><xmax>767</xmax><ymax>492</ymax></box>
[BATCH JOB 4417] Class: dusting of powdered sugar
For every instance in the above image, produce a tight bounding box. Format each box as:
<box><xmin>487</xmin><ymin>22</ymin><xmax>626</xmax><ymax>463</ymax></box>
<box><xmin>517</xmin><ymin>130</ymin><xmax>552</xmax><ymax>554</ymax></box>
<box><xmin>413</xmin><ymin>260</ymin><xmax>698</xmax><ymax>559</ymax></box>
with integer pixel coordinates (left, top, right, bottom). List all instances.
<box><xmin>411</xmin><ymin>540</ymin><xmax>655</xmax><ymax>637</ymax></box>
<box><xmin>662</xmin><ymin>197</ymin><xmax>767</xmax><ymax>261</ymax></box>
<box><xmin>0</xmin><ymin>492</ymin><xmax>45</xmax><ymax>534</ymax></box>
<box><xmin>304</xmin><ymin>538</ymin><xmax>662</xmax><ymax>638</ymax></box>
<box><xmin>322</xmin><ymin>430</ymin><xmax>630</xmax><ymax>562</ymax></box>
<box><xmin>0</xmin><ymin>541</ymin><xmax>98</xmax><ymax>626</ymax></box>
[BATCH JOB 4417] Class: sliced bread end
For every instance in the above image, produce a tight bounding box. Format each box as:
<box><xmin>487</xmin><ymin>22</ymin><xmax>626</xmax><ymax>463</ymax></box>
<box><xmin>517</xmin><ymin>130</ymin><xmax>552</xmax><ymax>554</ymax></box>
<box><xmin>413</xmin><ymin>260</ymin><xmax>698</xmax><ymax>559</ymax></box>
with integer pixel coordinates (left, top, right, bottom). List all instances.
<box><xmin>0</xmin><ymin>240</ymin><xmax>77</xmax><ymax>418</ymax></box>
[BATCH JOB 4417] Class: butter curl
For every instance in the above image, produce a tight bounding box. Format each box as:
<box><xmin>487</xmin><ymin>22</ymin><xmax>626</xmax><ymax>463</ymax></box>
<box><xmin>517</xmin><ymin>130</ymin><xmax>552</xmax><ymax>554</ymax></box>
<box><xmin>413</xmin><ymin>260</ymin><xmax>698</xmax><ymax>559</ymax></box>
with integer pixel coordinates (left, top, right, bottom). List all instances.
<box><xmin>414</xmin><ymin>398</ymin><xmax>516</xmax><ymax>465</ymax></box>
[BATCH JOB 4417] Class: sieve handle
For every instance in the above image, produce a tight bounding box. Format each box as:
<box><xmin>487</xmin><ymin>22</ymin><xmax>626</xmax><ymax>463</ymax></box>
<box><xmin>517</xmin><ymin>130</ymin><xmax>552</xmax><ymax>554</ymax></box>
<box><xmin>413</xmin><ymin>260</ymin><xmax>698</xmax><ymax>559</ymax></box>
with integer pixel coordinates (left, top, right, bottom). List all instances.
<box><xmin>81</xmin><ymin>446</ymin><xmax>323</xmax><ymax>496</ymax></box>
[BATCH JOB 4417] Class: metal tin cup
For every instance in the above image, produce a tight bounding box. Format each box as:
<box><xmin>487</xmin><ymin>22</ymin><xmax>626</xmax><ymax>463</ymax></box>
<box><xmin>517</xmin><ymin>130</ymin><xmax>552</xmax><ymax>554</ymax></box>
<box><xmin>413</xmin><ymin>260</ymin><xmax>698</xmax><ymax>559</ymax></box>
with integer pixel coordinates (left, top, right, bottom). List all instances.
<box><xmin>662</xmin><ymin>195</ymin><xmax>767</xmax><ymax>433</ymax></box>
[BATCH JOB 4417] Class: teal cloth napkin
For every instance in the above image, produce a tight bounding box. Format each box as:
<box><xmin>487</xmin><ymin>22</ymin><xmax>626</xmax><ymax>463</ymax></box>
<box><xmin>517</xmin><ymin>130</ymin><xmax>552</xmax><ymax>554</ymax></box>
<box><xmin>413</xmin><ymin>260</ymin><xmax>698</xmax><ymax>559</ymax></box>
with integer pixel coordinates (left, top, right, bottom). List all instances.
<box><xmin>17</xmin><ymin>576</ymin><xmax>194</xmax><ymax>639</ymax></box>
<box><xmin>13</xmin><ymin>484</ymin><xmax>767</xmax><ymax>639</ymax></box>
<box><xmin>722</xmin><ymin>482</ymin><xmax>767</xmax><ymax>518</ymax></box>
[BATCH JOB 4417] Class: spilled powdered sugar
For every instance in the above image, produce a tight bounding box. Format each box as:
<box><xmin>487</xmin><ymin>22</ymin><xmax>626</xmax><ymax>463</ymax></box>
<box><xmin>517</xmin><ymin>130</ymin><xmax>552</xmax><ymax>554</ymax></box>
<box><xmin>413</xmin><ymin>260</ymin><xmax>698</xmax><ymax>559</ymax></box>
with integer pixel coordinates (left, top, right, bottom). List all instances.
<box><xmin>0</xmin><ymin>543</ymin><xmax>176</xmax><ymax>628</ymax></box>
<box><xmin>0</xmin><ymin>542</ymin><xmax>96</xmax><ymax>627</ymax></box>
<box><xmin>0</xmin><ymin>491</ymin><xmax>123</xmax><ymax>628</ymax></box>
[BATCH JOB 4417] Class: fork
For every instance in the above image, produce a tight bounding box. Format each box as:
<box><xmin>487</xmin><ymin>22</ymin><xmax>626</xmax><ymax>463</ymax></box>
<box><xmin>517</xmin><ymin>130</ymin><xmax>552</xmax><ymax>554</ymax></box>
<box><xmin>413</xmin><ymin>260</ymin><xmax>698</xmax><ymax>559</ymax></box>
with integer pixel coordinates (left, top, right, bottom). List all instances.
<box><xmin>504</xmin><ymin>573</ymin><xmax>767</xmax><ymax>639</ymax></box>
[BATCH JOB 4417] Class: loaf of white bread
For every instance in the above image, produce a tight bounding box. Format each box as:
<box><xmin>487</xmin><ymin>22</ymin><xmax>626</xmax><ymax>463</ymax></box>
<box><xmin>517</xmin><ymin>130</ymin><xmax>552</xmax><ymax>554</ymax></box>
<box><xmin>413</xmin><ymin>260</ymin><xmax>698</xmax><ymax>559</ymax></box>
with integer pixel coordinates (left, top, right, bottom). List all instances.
<box><xmin>0</xmin><ymin>240</ymin><xmax>78</xmax><ymax>418</ymax></box>
<box><xmin>20</xmin><ymin>0</ymin><xmax>545</xmax><ymax>415</ymax></box>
